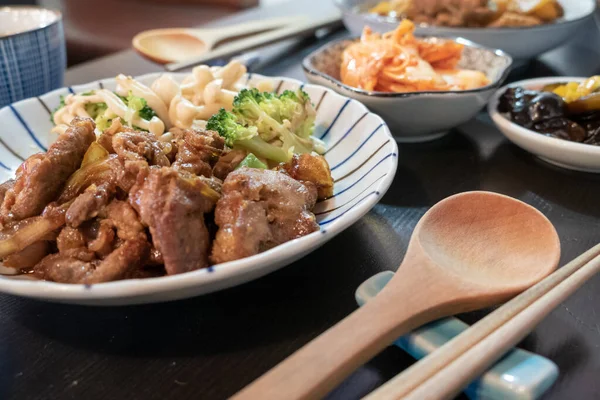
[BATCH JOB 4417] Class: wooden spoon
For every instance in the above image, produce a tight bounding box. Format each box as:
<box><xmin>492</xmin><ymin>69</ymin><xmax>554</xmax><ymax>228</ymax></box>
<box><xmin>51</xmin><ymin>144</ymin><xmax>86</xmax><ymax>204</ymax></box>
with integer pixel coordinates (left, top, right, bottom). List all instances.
<box><xmin>133</xmin><ymin>16</ymin><xmax>306</xmax><ymax>64</ymax></box>
<box><xmin>233</xmin><ymin>191</ymin><xmax>560</xmax><ymax>400</ymax></box>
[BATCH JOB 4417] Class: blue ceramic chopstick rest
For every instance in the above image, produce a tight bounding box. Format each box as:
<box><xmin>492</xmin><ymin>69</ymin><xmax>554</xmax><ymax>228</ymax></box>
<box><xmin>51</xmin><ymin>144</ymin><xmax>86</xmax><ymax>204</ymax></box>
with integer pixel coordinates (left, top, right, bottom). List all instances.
<box><xmin>355</xmin><ymin>271</ymin><xmax>559</xmax><ymax>400</ymax></box>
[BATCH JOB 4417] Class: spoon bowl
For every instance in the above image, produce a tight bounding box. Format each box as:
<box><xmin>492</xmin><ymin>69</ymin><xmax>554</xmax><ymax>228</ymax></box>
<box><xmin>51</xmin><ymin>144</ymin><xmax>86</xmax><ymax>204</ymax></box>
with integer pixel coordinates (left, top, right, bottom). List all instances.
<box><xmin>234</xmin><ymin>191</ymin><xmax>560</xmax><ymax>400</ymax></box>
<box><xmin>134</xmin><ymin>29</ymin><xmax>208</xmax><ymax>64</ymax></box>
<box><xmin>132</xmin><ymin>16</ymin><xmax>307</xmax><ymax>64</ymax></box>
<box><xmin>413</xmin><ymin>191</ymin><xmax>560</xmax><ymax>295</ymax></box>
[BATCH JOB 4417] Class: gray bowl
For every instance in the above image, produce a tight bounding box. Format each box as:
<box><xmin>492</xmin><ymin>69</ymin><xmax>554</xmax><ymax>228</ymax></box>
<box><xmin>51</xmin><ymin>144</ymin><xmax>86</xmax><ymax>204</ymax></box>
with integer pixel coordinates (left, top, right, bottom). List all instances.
<box><xmin>334</xmin><ymin>0</ymin><xmax>596</xmax><ymax>61</ymax></box>
<box><xmin>303</xmin><ymin>37</ymin><xmax>512</xmax><ymax>141</ymax></box>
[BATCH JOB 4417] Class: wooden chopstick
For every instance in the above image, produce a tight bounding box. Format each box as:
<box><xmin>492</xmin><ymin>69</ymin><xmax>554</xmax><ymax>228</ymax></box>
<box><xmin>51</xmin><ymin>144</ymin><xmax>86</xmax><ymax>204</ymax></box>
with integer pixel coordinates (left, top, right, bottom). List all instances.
<box><xmin>364</xmin><ymin>243</ymin><xmax>600</xmax><ymax>400</ymax></box>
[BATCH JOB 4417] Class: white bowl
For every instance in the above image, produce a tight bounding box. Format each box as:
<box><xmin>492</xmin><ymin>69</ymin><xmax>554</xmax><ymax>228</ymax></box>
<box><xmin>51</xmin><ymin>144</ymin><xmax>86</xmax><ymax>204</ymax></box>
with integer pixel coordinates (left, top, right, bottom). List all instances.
<box><xmin>489</xmin><ymin>76</ymin><xmax>600</xmax><ymax>173</ymax></box>
<box><xmin>335</xmin><ymin>0</ymin><xmax>596</xmax><ymax>61</ymax></box>
<box><xmin>303</xmin><ymin>37</ymin><xmax>512</xmax><ymax>142</ymax></box>
<box><xmin>0</xmin><ymin>73</ymin><xmax>398</xmax><ymax>305</ymax></box>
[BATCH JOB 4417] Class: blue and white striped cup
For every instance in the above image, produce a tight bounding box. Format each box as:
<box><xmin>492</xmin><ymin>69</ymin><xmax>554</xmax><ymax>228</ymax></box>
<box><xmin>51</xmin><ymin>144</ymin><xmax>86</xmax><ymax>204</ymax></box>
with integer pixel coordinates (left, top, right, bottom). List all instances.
<box><xmin>0</xmin><ymin>6</ymin><xmax>66</xmax><ymax>108</ymax></box>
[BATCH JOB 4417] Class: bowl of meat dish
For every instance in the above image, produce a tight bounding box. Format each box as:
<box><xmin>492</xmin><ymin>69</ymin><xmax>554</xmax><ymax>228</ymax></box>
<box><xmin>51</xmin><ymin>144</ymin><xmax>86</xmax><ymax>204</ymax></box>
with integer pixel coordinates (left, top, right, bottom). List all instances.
<box><xmin>0</xmin><ymin>61</ymin><xmax>398</xmax><ymax>305</ymax></box>
<box><xmin>303</xmin><ymin>20</ymin><xmax>512</xmax><ymax>141</ymax></box>
<box><xmin>489</xmin><ymin>76</ymin><xmax>600</xmax><ymax>172</ymax></box>
<box><xmin>335</xmin><ymin>0</ymin><xmax>595</xmax><ymax>61</ymax></box>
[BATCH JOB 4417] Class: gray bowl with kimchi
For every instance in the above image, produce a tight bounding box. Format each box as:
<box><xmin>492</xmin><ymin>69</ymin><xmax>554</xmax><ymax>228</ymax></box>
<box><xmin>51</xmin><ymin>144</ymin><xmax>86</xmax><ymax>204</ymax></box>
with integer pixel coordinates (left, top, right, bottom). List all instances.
<box><xmin>302</xmin><ymin>34</ymin><xmax>512</xmax><ymax>141</ymax></box>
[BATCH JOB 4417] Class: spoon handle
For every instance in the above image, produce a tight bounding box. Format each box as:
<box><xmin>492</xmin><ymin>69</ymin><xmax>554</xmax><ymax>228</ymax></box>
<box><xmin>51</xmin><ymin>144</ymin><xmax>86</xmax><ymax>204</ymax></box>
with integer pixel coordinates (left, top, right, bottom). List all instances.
<box><xmin>201</xmin><ymin>16</ymin><xmax>307</xmax><ymax>43</ymax></box>
<box><xmin>167</xmin><ymin>15</ymin><xmax>342</xmax><ymax>71</ymax></box>
<box><xmin>232</xmin><ymin>274</ymin><xmax>454</xmax><ymax>400</ymax></box>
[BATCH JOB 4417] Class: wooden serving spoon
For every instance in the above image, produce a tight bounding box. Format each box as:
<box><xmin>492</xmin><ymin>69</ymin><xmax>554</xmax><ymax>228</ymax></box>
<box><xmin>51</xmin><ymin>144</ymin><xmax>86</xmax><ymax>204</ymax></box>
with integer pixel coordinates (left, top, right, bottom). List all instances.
<box><xmin>133</xmin><ymin>15</ymin><xmax>342</xmax><ymax>69</ymax></box>
<box><xmin>133</xmin><ymin>16</ymin><xmax>306</xmax><ymax>64</ymax></box>
<box><xmin>233</xmin><ymin>191</ymin><xmax>560</xmax><ymax>400</ymax></box>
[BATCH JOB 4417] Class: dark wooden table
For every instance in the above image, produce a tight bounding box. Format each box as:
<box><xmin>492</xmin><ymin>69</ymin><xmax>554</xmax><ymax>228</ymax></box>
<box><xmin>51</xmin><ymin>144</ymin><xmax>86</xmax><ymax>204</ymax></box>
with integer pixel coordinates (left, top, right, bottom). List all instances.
<box><xmin>4</xmin><ymin>1</ymin><xmax>600</xmax><ymax>399</ymax></box>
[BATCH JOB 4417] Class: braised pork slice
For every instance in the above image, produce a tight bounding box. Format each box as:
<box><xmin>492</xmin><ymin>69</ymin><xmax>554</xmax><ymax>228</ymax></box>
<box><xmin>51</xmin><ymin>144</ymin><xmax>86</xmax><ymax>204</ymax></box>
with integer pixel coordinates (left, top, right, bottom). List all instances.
<box><xmin>56</xmin><ymin>226</ymin><xmax>95</xmax><ymax>261</ymax></box>
<box><xmin>129</xmin><ymin>167</ymin><xmax>219</xmax><ymax>274</ymax></box>
<box><xmin>0</xmin><ymin>117</ymin><xmax>95</xmax><ymax>224</ymax></box>
<box><xmin>112</xmin><ymin>130</ymin><xmax>171</xmax><ymax>167</ymax></box>
<box><xmin>210</xmin><ymin>168</ymin><xmax>319</xmax><ymax>264</ymax></box>
<box><xmin>35</xmin><ymin>239</ymin><xmax>149</xmax><ymax>284</ymax></box>
<box><xmin>65</xmin><ymin>183</ymin><xmax>114</xmax><ymax>228</ymax></box>
<box><xmin>3</xmin><ymin>241</ymin><xmax>49</xmax><ymax>270</ymax></box>
<box><xmin>212</xmin><ymin>149</ymin><xmax>247</xmax><ymax>180</ymax></box>
<box><xmin>279</xmin><ymin>154</ymin><xmax>334</xmax><ymax>200</ymax></box>
<box><xmin>171</xmin><ymin>128</ymin><xmax>225</xmax><ymax>177</ymax></box>
<box><xmin>0</xmin><ymin>179</ymin><xmax>15</xmax><ymax>205</ymax></box>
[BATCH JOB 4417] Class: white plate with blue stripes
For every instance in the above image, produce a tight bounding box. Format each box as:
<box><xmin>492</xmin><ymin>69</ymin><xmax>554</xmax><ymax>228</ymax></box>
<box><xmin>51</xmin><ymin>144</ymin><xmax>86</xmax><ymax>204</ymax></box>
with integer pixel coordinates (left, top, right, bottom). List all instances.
<box><xmin>0</xmin><ymin>73</ymin><xmax>398</xmax><ymax>305</ymax></box>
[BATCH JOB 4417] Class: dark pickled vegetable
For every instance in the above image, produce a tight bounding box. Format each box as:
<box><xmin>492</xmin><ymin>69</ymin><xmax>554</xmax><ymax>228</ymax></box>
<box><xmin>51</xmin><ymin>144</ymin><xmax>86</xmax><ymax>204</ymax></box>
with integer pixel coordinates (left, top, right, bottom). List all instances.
<box><xmin>527</xmin><ymin>93</ymin><xmax>565</xmax><ymax>123</ymax></box>
<box><xmin>533</xmin><ymin>118</ymin><xmax>586</xmax><ymax>142</ymax></box>
<box><xmin>497</xmin><ymin>86</ymin><xmax>600</xmax><ymax>146</ymax></box>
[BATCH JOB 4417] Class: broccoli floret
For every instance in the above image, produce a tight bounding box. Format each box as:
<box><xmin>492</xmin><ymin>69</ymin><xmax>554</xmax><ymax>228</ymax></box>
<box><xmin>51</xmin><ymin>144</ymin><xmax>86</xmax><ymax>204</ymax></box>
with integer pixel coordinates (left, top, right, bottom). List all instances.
<box><xmin>232</xmin><ymin>89</ymin><xmax>314</xmax><ymax>155</ymax></box>
<box><xmin>278</xmin><ymin>89</ymin><xmax>316</xmax><ymax>139</ymax></box>
<box><xmin>50</xmin><ymin>95</ymin><xmax>66</xmax><ymax>122</ymax></box>
<box><xmin>115</xmin><ymin>92</ymin><xmax>157</xmax><ymax>123</ymax></box>
<box><xmin>235</xmin><ymin>153</ymin><xmax>267</xmax><ymax>170</ymax></box>
<box><xmin>126</xmin><ymin>92</ymin><xmax>156</xmax><ymax>120</ymax></box>
<box><xmin>85</xmin><ymin>102</ymin><xmax>107</xmax><ymax>119</ymax></box>
<box><xmin>207</xmin><ymin>108</ymin><xmax>289</xmax><ymax>163</ymax></box>
<box><xmin>95</xmin><ymin>113</ymin><xmax>113</xmax><ymax>132</ymax></box>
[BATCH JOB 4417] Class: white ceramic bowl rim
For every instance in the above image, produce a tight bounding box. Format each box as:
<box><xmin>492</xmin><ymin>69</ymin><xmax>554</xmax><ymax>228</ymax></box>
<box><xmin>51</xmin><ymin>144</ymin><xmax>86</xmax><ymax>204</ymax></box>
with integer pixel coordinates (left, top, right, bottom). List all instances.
<box><xmin>333</xmin><ymin>0</ymin><xmax>597</xmax><ymax>32</ymax></box>
<box><xmin>489</xmin><ymin>76</ymin><xmax>600</xmax><ymax>155</ymax></box>
<box><xmin>0</xmin><ymin>6</ymin><xmax>62</xmax><ymax>40</ymax></box>
<box><xmin>302</xmin><ymin>36</ymin><xmax>513</xmax><ymax>98</ymax></box>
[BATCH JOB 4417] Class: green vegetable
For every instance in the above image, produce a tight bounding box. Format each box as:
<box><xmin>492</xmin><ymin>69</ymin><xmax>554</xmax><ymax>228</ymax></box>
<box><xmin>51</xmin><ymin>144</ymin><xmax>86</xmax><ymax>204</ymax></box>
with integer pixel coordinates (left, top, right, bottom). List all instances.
<box><xmin>81</xmin><ymin>90</ymin><xmax>96</xmax><ymax>96</ymax></box>
<box><xmin>206</xmin><ymin>88</ymin><xmax>318</xmax><ymax>163</ymax></box>
<box><xmin>207</xmin><ymin>108</ymin><xmax>289</xmax><ymax>163</ymax></box>
<box><xmin>50</xmin><ymin>95</ymin><xmax>66</xmax><ymax>122</ymax></box>
<box><xmin>85</xmin><ymin>102</ymin><xmax>107</xmax><ymax>119</ymax></box>
<box><xmin>235</xmin><ymin>153</ymin><xmax>267</xmax><ymax>170</ymax></box>
<box><xmin>94</xmin><ymin>113</ymin><xmax>113</xmax><ymax>132</ymax></box>
<box><xmin>124</xmin><ymin>92</ymin><xmax>157</xmax><ymax>121</ymax></box>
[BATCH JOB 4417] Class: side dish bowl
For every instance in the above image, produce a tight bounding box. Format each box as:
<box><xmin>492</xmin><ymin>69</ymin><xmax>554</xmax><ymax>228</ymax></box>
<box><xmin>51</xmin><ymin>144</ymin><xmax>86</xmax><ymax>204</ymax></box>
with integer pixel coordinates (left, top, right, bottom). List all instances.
<box><xmin>489</xmin><ymin>76</ymin><xmax>600</xmax><ymax>173</ymax></box>
<box><xmin>0</xmin><ymin>73</ymin><xmax>398</xmax><ymax>305</ymax></box>
<box><xmin>335</xmin><ymin>0</ymin><xmax>595</xmax><ymax>61</ymax></box>
<box><xmin>303</xmin><ymin>37</ymin><xmax>512</xmax><ymax>142</ymax></box>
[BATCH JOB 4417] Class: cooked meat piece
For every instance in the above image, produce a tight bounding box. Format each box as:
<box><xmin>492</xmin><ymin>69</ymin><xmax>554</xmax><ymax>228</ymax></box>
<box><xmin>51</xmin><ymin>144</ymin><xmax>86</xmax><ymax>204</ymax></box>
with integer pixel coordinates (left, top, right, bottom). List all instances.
<box><xmin>86</xmin><ymin>239</ymin><xmax>149</xmax><ymax>283</ymax></box>
<box><xmin>57</xmin><ymin>226</ymin><xmax>95</xmax><ymax>261</ymax></box>
<box><xmin>34</xmin><ymin>254</ymin><xmax>95</xmax><ymax>283</ymax></box>
<box><xmin>100</xmin><ymin>200</ymin><xmax>146</xmax><ymax>241</ymax></box>
<box><xmin>279</xmin><ymin>154</ymin><xmax>334</xmax><ymax>200</ymax></box>
<box><xmin>0</xmin><ymin>117</ymin><xmax>95</xmax><ymax>224</ymax></box>
<box><xmin>97</xmin><ymin>133</ymin><xmax>115</xmax><ymax>154</ymax></box>
<box><xmin>210</xmin><ymin>168</ymin><xmax>319</xmax><ymax>264</ymax></box>
<box><xmin>112</xmin><ymin>130</ymin><xmax>170</xmax><ymax>166</ymax></box>
<box><xmin>96</xmin><ymin>118</ymin><xmax>136</xmax><ymax>154</ymax></box>
<box><xmin>35</xmin><ymin>239</ymin><xmax>150</xmax><ymax>284</ymax></box>
<box><xmin>171</xmin><ymin>128</ymin><xmax>225</xmax><ymax>177</ymax></box>
<box><xmin>199</xmin><ymin>175</ymin><xmax>223</xmax><ymax>195</ymax></box>
<box><xmin>487</xmin><ymin>11</ymin><xmax>541</xmax><ymax>27</ymax></box>
<box><xmin>406</xmin><ymin>0</ymin><xmax>493</xmax><ymax>27</ymax></box>
<box><xmin>3</xmin><ymin>241</ymin><xmax>49</xmax><ymax>269</ymax></box>
<box><xmin>212</xmin><ymin>149</ymin><xmax>247</xmax><ymax>180</ymax></box>
<box><xmin>0</xmin><ymin>201</ymin><xmax>68</xmax><ymax>259</ymax></box>
<box><xmin>85</xmin><ymin>220</ymin><xmax>115</xmax><ymax>258</ymax></box>
<box><xmin>148</xmin><ymin>246</ymin><xmax>164</xmax><ymax>266</ymax></box>
<box><xmin>0</xmin><ymin>179</ymin><xmax>15</xmax><ymax>205</ymax></box>
<box><xmin>66</xmin><ymin>183</ymin><xmax>114</xmax><ymax>228</ymax></box>
<box><xmin>129</xmin><ymin>167</ymin><xmax>218</xmax><ymax>274</ymax></box>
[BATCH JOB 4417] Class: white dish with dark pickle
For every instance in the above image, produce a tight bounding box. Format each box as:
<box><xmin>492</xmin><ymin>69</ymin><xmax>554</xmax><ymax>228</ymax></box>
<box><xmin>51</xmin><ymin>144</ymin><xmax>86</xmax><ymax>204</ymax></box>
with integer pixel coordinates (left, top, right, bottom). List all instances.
<box><xmin>489</xmin><ymin>77</ymin><xmax>600</xmax><ymax>173</ymax></box>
